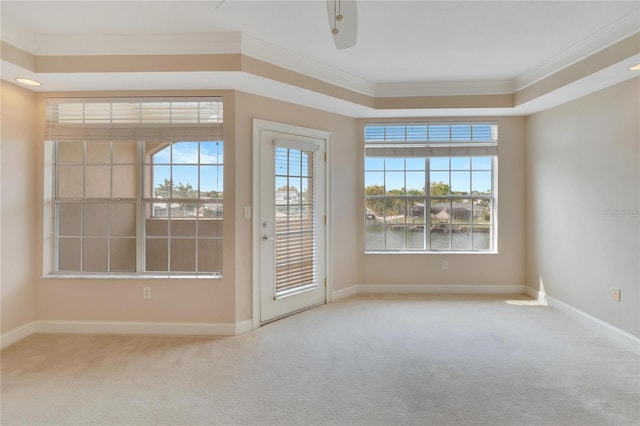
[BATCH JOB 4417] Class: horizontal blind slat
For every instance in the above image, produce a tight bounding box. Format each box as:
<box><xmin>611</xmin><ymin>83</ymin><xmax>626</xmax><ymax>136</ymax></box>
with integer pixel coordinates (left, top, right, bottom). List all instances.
<box><xmin>46</xmin><ymin>98</ymin><xmax>223</xmax><ymax>142</ymax></box>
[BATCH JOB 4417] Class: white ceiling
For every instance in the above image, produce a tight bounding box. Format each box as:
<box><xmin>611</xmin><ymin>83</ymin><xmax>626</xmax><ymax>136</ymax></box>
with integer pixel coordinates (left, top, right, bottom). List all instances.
<box><xmin>1</xmin><ymin>0</ymin><xmax>639</xmax><ymax>117</ymax></box>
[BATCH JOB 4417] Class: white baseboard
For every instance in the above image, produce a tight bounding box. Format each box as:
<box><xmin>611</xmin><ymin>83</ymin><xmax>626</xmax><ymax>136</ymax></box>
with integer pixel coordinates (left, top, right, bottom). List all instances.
<box><xmin>357</xmin><ymin>284</ymin><xmax>525</xmax><ymax>294</ymax></box>
<box><xmin>5</xmin><ymin>291</ymin><xmax>637</xmax><ymax>356</ymax></box>
<box><xmin>524</xmin><ymin>285</ymin><xmax>546</xmax><ymax>303</ymax></box>
<box><xmin>235</xmin><ymin>319</ymin><xmax>254</xmax><ymax>335</ymax></box>
<box><xmin>35</xmin><ymin>320</ymin><xmax>242</xmax><ymax>336</ymax></box>
<box><xmin>0</xmin><ymin>322</ymin><xmax>38</xmax><ymax>349</ymax></box>
<box><xmin>545</xmin><ymin>295</ymin><xmax>640</xmax><ymax>354</ymax></box>
<box><xmin>332</xmin><ymin>285</ymin><xmax>358</xmax><ymax>301</ymax></box>
<box><xmin>1</xmin><ymin>319</ymin><xmax>251</xmax><ymax>349</ymax></box>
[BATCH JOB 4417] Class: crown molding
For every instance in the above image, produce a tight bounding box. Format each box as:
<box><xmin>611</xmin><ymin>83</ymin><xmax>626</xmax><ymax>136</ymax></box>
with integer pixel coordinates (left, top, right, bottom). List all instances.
<box><xmin>2</xmin><ymin>6</ymin><xmax>637</xmax><ymax>100</ymax></box>
<box><xmin>5</xmin><ymin>29</ymin><xmax>376</xmax><ymax>96</ymax></box>
<box><xmin>1</xmin><ymin>8</ymin><xmax>637</xmax><ymax>112</ymax></box>
<box><xmin>375</xmin><ymin>80</ymin><xmax>515</xmax><ymax>97</ymax></box>
<box><xmin>240</xmin><ymin>33</ymin><xmax>375</xmax><ymax>96</ymax></box>
<box><xmin>515</xmin><ymin>9</ymin><xmax>640</xmax><ymax>91</ymax></box>
<box><xmin>0</xmin><ymin>20</ymin><xmax>36</xmax><ymax>53</ymax></box>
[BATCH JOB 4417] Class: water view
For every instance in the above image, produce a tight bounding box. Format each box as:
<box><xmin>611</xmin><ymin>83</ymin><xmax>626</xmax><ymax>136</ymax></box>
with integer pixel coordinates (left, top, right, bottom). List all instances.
<box><xmin>365</xmin><ymin>221</ymin><xmax>492</xmax><ymax>251</ymax></box>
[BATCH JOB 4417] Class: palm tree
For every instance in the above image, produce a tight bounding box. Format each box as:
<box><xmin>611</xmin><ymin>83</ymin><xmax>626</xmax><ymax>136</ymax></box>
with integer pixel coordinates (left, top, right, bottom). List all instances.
<box><xmin>175</xmin><ymin>182</ymin><xmax>196</xmax><ymax>199</ymax></box>
<box><xmin>155</xmin><ymin>178</ymin><xmax>174</xmax><ymax>198</ymax></box>
<box><xmin>174</xmin><ymin>182</ymin><xmax>197</xmax><ymax>216</ymax></box>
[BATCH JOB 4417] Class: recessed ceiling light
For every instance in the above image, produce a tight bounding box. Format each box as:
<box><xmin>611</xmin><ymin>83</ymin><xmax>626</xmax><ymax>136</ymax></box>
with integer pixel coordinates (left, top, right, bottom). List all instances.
<box><xmin>629</xmin><ymin>63</ymin><xmax>640</xmax><ymax>71</ymax></box>
<box><xmin>16</xmin><ymin>77</ymin><xmax>42</xmax><ymax>86</ymax></box>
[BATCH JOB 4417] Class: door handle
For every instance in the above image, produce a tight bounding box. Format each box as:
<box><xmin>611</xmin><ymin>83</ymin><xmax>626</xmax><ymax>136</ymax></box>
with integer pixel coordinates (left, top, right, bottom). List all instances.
<box><xmin>262</xmin><ymin>235</ymin><xmax>274</xmax><ymax>241</ymax></box>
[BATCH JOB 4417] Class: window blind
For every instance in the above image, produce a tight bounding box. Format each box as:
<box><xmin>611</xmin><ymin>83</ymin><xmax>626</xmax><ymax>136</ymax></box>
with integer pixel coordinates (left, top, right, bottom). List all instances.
<box><xmin>364</xmin><ymin>122</ymin><xmax>497</xmax><ymax>158</ymax></box>
<box><xmin>273</xmin><ymin>144</ymin><xmax>318</xmax><ymax>299</ymax></box>
<box><xmin>46</xmin><ymin>98</ymin><xmax>223</xmax><ymax>142</ymax></box>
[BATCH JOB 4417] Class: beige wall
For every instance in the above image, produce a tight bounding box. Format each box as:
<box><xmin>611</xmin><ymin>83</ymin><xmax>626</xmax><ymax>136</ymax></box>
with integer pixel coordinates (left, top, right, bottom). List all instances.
<box><xmin>1</xmin><ymin>81</ymin><xmax>38</xmax><ymax>334</ymax></box>
<box><xmin>526</xmin><ymin>78</ymin><xmax>640</xmax><ymax>337</ymax></box>
<box><xmin>357</xmin><ymin>117</ymin><xmax>526</xmax><ymax>287</ymax></box>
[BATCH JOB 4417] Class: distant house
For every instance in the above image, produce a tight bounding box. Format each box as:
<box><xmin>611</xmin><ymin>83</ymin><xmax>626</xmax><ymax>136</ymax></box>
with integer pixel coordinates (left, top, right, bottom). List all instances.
<box><xmin>275</xmin><ymin>189</ymin><xmax>299</xmax><ymax>205</ymax></box>
<box><xmin>152</xmin><ymin>202</ymin><xmax>223</xmax><ymax>218</ymax></box>
<box><xmin>153</xmin><ymin>203</ymin><xmax>183</xmax><ymax>217</ymax></box>
<box><xmin>411</xmin><ymin>202</ymin><xmax>477</xmax><ymax>221</ymax></box>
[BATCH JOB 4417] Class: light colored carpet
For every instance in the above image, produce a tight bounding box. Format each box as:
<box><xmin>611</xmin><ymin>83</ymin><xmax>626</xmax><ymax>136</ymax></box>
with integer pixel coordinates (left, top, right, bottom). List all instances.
<box><xmin>1</xmin><ymin>294</ymin><xmax>639</xmax><ymax>425</ymax></box>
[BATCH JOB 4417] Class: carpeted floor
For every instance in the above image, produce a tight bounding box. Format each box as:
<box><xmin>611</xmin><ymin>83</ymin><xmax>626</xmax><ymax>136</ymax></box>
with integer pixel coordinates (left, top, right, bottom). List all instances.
<box><xmin>1</xmin><ymin>293</ymin><xmax>639</xmax><ymax>425</ymax></box>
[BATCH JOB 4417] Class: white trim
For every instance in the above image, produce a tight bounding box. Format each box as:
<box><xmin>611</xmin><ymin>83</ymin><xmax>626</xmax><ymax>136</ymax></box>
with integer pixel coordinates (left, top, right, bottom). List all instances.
<box><xmin>251</xmin><ymin>119</ymin><xmax>332</xmax><ymax>328</ymax></box>
<box><xmin>524</xmin><ymin>285</ymin><xmax>546</xmax><ymax>303</ymax></box>
<box><xmin>274</xmin><ymin>138</ymin><xmax>320</xmax><ymax>152</ymax></box>
<box><xmin>357</xmin><ymin>284</ymin><xmax>525</xmax><ymax>294</ymax></box>
<box><xmin>0</xmin><ymin>322</ymin><xmax>38</xmax><ymax>349</ymax></box>
<box><xmin>2</xmin><ymin>11</ymin><xmax>636</xmax><ymax>100</ymax></box>
<box><xmin>376</xmin><ymin>80</ymin><xmax>515</xmax><ymax>97</ymax></box>
<box><xmin>0</xmin><ymin>20</ymin><xmax>37</xmax><ymax>53</ymax></box>
<box><xmin>5</xmin><ymin>295</ymin><xmax>638</xmax><ymax>357</ymax></box>
<box><xmin>515</xmin><ymin>12</ymin><xmax>640</xmax><ymax>91</ymax></box>
<box><xmin>545</xmin><ymin>296</ymin><xmax>640</xmax><ymax>355</ymax></box>
<box><xmin>241</xmin><ymin>34</ymin><xmax>375</xmax><ymax>96</ymax></box>
<box><xmin>324</xmin><ymin>133</ymin><xmax>334</xmax><ymax>304</ymax></box>
<box><xmin>1</xmin><ymin>319</ymin><xmax>253</xmax><ymax>349</ymax></box>
<box><xmin>235</xmin><ymin>319</ymin><xmax>253</xmax><ymax>335</ymax></box>
<box><xmin>0</xmin><ymin>8</ymin><xmax>636</xmax><ymax>101</ymax></box>
<box><xmin>35</xmin><ymin>320</ymin><xmax>240</xmax><ymax>336</ymax></box>
<box><xmin>332</xmin><ymin>285</ymin><xmax>358</xmax><ymax>301</ymax></box>
<box><xmin>252</xmin><ymin>121</ymin><xmax>262</xmax><ymax>330</ymax></box>
<box><xmin>6</xmin><ymin>30</ymin><xmax>375</xmax><ymax>96</ymax></box>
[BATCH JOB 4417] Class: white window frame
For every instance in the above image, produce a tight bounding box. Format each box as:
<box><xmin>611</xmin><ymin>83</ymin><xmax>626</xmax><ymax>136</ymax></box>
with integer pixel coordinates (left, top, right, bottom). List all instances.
<box><xmin>364</xmin><ymin>122</ymin><xmax>498</xmax><ymax>254</ymax></box>
<box><xmin>43</xmin><ymin>97</ymin><xmax>224</xmax><ymax>278</ymax></box>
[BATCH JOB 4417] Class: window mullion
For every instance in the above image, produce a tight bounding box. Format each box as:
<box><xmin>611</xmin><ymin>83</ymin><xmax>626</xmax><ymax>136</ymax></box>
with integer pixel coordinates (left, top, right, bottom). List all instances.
<box><xmin>81</xmin><ymin>141</ymin><xmax>87</xmax><ymax>272</ymax></box>
<box><xmin>107</xmin><ymin>142</ymin><xmax>113</xmax><ymax>273</ymax></box>
<box><xmin>167</xmin><ymin>143</ymin><xmax>173</xmax><ymax>273</ymax></box>
<box><xmin>136</xmin><ymin>141</ymin><xmax>145</xmax><ymax>273</ymax></box>
<box><xmin>425</xmin><ymin>158</ymin><xmax>430</xmax><ymax>251</ymax></box>
<box><xmin>53</xmin><ymin>142</ymin><xmax>60</xmax><ymax>272</ymax></box>
<box><xmin>195</xmin><ymin>143</ymin><xmax>201</xmax><ymax>272</ymax></box>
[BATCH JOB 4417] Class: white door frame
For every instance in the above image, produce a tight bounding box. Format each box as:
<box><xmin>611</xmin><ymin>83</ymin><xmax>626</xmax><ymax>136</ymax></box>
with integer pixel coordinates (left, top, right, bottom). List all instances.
<box><xmin>252</xmin><ymin>119</ymin><xmax>332</xmax><ymax>330</ymax></box>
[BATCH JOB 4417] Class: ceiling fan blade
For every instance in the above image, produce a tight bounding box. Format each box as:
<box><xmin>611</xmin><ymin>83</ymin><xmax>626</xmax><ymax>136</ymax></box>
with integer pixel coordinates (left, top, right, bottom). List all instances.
<box><xmin>326</xmin><ymin>0</ymin><xmax>358</xmax><ymax>49</ymax></box>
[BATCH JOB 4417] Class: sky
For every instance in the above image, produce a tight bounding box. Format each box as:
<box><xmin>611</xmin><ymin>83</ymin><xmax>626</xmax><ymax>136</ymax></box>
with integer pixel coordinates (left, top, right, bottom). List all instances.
<box><xmin>149</xmin><ymin>124</ymin><xmax>495</xmax><ymax>197</ymax></box>
<box><xmin>151</xmin><ymin>141</ymin><xmax>223</xmax><ymax>195</ymax></box>
<box><xmin>364</xmin><ymin>123</ymin><xmax>495</xmax><ymax>195</ymax></box>
<box><xmin>365</xmin><ymin>156</ymin><xmax>492</xmax><ymax>195</ymax></box>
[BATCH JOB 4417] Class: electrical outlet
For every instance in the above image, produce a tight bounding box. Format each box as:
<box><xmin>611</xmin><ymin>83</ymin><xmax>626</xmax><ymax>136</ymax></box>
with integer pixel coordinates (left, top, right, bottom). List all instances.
<box><xmin>244</xmin><ymin>206</ymin><xmax>252</xmax><ymax>219</ymax></box>
<box><xmin>442</xmin><ymin>260</ymin><xmax>448</xmax><ymax>270</ymax></box>
<box><xmin>610</xmin><ymin>287</ymin><xmax>621</xmax><ymax>302</ymax></box>
<box><xmin>143</xmin><ymin>286</ymin><xmax>152</xmax><ymax>299</ymax></box>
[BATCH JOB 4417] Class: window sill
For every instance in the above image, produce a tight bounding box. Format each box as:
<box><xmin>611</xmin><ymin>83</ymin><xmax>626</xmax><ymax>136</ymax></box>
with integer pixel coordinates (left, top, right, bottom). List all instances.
<box><xmin>43</xmin><ymin>273</ymin><xmax>223</xmax><ymax>280</ymax></box>
<box><xmin>364</xmin><ymin>251</ymin><xmax>498</xmax><ymax>255</ymax></box>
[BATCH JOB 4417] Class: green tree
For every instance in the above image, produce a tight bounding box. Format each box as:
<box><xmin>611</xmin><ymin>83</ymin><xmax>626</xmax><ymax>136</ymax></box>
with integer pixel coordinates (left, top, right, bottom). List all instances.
<box><xmin>430</xmin><ymin>181</ymin><xmax>450</xmax><ymax>196</ymax></box>
<box><xmin>174</xmin><ymin>182</ymin><xmax>197</xmax><ymax>216</ymax></box>
<box><xmin>387</xmin><ymin>189</ymin><xmax>405</xmax><ymax>216</ymax></box>
<box><xmin>201</xmin><ymin>190</ymin><xmax>222</xmax><ymax>199</ymax></box>
<box><xmin>155</xmin><ymin>178</ymin><xmax>174</xmax><ymax>198</ymax></box>
<box><xmin>175</xmin><ymin>182</ymin><xmax>196</xmax><ymax>199</ymax></box>
<box><xmin>365</xmin><ymin>185</ymin><xmax>385</xmax><ymax>216</ymax></box>
<box><xmin>405</xmin><ymin>189</ymin><xmax>424</xmax><ymax>221</ymax></box>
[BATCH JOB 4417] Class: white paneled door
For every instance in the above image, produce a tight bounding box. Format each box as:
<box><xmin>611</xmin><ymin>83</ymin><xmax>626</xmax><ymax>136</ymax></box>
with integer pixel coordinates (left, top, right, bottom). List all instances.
<box><xmin>253</xmin><ymin>121</ymin><xmax>328</xmax><ymax>325</ymax></box>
